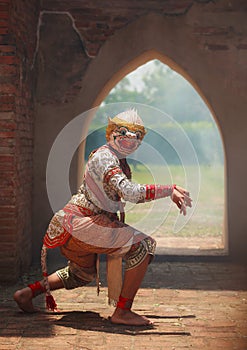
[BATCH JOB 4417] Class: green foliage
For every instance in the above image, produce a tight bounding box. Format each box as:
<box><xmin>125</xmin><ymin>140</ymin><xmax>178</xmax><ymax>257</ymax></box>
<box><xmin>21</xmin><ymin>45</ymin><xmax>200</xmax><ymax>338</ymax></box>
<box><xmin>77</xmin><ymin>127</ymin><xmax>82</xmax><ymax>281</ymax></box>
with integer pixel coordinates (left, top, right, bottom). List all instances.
<box><xmin>103</xmin><ymin>77</ymin><xmax>144</xmax><ymax>104</ymax></box>
<box><xmin>103</xmin><ymin>60</ymin><xmax>212</xmax><ymax>123</ymax></box>
<box><xmin>86</xmin><ymin>60</ymin><xmax>224</xmax><ymax>165</ymax></box>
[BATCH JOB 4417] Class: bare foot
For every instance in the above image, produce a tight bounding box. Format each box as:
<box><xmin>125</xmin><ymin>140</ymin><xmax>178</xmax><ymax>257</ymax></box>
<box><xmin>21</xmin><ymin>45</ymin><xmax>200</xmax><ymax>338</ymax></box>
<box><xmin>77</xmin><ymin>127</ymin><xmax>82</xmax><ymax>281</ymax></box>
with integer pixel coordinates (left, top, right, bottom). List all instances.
<box><xmin>13</xmin><ymin>287</ymin><xmax>39</xmax><ymax>313</ymax></box>
<box><xmin>110</xmin><ymin>308</ymin><xmax>153</xmax><ymax>326</ymax></box>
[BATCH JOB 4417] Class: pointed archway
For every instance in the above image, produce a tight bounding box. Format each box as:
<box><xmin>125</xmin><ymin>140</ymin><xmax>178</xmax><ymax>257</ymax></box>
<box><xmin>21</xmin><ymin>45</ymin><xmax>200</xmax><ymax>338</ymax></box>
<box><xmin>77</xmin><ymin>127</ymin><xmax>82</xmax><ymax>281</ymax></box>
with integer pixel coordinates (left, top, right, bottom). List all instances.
<box><xmin>75</xmin><ymin>49</ymin><xmax>226</xmax><ymax>256</ymax></box>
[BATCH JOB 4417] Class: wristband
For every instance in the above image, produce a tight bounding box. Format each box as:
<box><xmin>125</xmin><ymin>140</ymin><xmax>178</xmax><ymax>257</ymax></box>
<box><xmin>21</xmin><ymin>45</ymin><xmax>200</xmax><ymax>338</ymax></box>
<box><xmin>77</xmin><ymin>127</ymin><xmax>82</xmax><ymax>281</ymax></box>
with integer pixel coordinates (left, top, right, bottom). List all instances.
<box><xmin>145</xmin><ymin>184</ymin><xmax>174</xmax><ymax>200</ymax></box>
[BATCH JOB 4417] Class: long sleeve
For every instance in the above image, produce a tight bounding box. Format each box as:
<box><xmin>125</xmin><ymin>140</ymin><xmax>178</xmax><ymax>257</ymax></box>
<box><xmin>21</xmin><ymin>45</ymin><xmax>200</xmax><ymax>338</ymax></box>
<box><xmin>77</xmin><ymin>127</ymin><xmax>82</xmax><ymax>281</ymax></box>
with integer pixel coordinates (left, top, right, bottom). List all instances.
<box><xmin>85</xmin><ymin>146</ymin><xmax>173</xmax><ymax>211</ymax></box>
<box><xmin>106</xmin><ymin>171</ymin><xmax>173</xmax><ymax>203</ymax></box>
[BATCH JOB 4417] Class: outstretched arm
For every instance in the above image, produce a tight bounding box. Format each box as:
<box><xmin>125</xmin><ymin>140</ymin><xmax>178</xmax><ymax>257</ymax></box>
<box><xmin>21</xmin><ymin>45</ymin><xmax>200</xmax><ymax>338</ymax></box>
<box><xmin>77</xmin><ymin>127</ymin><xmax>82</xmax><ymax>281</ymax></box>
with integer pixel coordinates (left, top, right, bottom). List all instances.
<box><xmin>90</xmin><ymin>148</ymin><xmax>192</xmax><ymax>215</ymax></box>
<box><xmin>107</xmin><ymin>170</ymin><xmax>192</xmax><ymax>215</ymax></box>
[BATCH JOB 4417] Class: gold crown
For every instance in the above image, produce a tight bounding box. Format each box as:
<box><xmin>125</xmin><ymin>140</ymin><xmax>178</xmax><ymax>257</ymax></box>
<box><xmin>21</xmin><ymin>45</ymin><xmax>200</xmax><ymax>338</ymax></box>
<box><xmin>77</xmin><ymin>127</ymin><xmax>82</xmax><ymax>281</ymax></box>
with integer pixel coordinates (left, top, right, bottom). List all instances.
<box><xmin>106</xmin><ymin>116</ymin><xmax>146</xmax><ymax>141</ymax></box>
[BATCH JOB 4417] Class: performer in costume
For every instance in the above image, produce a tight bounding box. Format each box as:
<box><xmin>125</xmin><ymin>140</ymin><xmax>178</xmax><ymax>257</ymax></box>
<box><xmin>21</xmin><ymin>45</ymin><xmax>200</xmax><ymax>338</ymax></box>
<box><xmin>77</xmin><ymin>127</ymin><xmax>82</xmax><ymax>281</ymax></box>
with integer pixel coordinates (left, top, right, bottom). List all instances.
<box><xmin>14</xmin><ymin>109</ymin><xmax>192</xmax><ymax>326</ymax></box>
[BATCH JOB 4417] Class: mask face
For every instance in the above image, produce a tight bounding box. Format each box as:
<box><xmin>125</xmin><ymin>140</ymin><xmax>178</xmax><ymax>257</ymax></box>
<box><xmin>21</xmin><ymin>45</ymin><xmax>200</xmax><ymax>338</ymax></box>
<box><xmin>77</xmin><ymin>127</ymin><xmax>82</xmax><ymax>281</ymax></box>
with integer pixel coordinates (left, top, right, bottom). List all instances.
<box><xmin>109</xmin><ymin>125</ymin><xmax>143</xmax><ymax>156</ymax></box>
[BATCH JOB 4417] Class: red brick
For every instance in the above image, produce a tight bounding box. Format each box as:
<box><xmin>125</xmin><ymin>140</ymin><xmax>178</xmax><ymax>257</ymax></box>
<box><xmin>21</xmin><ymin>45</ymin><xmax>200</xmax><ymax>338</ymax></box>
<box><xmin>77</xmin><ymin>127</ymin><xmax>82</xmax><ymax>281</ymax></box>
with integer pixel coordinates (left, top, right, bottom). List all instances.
<box><xmin>0</xmin><ymin>148</ymin><xmax>15</xmax><ymax>156</ymax></box>
<box><xmin>0</xmin><ymin>131</ymin><xmax>16</xmax><ymax>138</ymax></box>
<box><xmin>0</xmin><ymin>103</ymin><xmax>14</xmax><ymax>112</ymax></box>
<box><xmin>0</xmin><ymin>95</ymin><xmax>15</xmax><ymax>103</ymax></box>
<box><xmin>0</xmin><ymin>104</ymin><xmax>14</xmax><ymax>111</ymax></box>
<box><xmin>0</xmin><ymin>196</ymin><xmax>15</xmax><ymax>205</ymax></box>
<box><xmin>0</xmin><ymin>18</ymin><xmax>7</xmax><ymax>27</ymax></box>
<box><xmin>0</xmin><ymin>4</ymin><xmax>9</xmax><ymax>11</ymax></box>
<box><xmin>0</xmin><ymin>173</ymin><xmax>16</xmax><ymax>189</ymax></box>
<box><xmin>0</xmin><ymin>55</ymin><xmax>16</xmax><ymax>64</ymax></box>
<box><xmin>0</xmin><ymin>12</ymin><xmax>8</xmax><ymax>19</ymax></box>
<box><xmin>0</xmin><ymin>210</ymin><xmax>15</xmax><ymax>219</ymax></box>
<box><xmin>0</xmin><ymin>34</ymin><xmax>14</xmax><ymax>44</ymax></box>
<box><xmin>0</xmin><ymin>27</ymin><xmax>8</xmax><ymax>34</ymax></box>
<box><xmin>0</xmin><ymin>111</ymin><xmax>14</xmax><ymax>120</ymax></box>
<box><xmin>0</xmin><ymin>205</ymin><xmax>15</xmax><ymax>214</ymax></box>
<box><xmin>0</xmin><ymin>136</ymin><xmax>16</xmax><ymax>145</ymax></box>
<box><xmin>0</xmin><ymin>44</ymin><xmax>16</xmax><ymax>53</ymax></box>
<box><xmin>0</xmin><ymin>217</ymin><xmax>17</xmax><ymax>228</ymax></box>
<box><xmin>0</xmin><ymin>227</ymin><xmax>16</xmax><ymax>235</ymax></box>
<box><xmin>0</xmin><ymin>83</ymin><xmax>16</xmax><ymax>94</ymax></box>
<box><xmin>1</xmin><ymin>243</ymin><xmax>16</xmax><ymax>251</ymax></box>
<box><xmin>0</xmin><ymin>154</ymin><xmax>14</xmax><ymax>161</ymax></box>
<box><xmin>0</xmin><ymin>120</ymin><xmax>16</xmax><ymax>128</ymax></box>
<box><xmin>0</xmin><ymin>188</ymin><xmax>16</xmax><ymax>196</ymax></box>
<box><xmin>0</xmin><ymin>163</ymin><xmax>15</xmax><ymax>171</ymax></box>
<box><xmin>0</xmin><ymin>64</ymin><xmax>17</xmax><ymax>76</ymax></box>
<box><xmin>0</xmin><ymin>0</ymin><xmax>38</xmax><ymax>283</ymax></box>
<box><xmin>0</xmin><ymin>257</ymin><xmax>18</xmax><ymax>267</ymax></box>
<box><xmin>1</xmin><ymin>243</ymin><xmax>17</xmax><ymax>254</ymax></box>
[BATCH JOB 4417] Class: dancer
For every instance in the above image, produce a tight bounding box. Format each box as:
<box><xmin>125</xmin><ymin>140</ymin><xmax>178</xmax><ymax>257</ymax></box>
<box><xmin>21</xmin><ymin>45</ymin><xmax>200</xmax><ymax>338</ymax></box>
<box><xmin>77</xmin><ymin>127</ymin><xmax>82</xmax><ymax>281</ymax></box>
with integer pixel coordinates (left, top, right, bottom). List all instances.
<box><xmin>14</xmin><ymin>109</ymin><xmax>192</xmax><ymax>326</ymax></box>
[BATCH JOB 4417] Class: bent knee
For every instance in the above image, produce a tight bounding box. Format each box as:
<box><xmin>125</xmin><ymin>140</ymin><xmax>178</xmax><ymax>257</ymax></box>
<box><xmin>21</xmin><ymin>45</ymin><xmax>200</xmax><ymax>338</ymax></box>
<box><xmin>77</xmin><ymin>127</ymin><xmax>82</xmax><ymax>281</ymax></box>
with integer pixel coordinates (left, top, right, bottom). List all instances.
<box><xmin>124</xmin><ymin>236</ymin><xmax>156</xmax><ymax>270</ymax></box>
<box><xmin>56</xmin><ymin>265</ymin><xmax>96</xmax><ymax>290</ymax></box>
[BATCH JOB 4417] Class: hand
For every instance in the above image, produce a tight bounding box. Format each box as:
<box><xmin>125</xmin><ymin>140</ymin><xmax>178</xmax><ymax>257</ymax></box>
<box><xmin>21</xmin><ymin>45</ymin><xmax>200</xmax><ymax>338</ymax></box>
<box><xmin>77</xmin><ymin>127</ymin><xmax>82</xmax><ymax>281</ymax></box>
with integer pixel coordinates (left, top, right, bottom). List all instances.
<box><xmin>171</xmin><ymin>185</ymin><xmax>192</xmax><ymax>216</ymax></box>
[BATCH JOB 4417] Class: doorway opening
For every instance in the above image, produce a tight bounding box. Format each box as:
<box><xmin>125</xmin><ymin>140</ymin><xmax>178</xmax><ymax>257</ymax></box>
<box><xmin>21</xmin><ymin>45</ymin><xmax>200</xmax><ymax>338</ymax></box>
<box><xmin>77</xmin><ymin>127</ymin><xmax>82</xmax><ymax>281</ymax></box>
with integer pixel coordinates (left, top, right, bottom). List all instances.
<box><xmin>84</xmin><ymin>58</ymin><xmax>226</xmax><ymax>257</ymax></box>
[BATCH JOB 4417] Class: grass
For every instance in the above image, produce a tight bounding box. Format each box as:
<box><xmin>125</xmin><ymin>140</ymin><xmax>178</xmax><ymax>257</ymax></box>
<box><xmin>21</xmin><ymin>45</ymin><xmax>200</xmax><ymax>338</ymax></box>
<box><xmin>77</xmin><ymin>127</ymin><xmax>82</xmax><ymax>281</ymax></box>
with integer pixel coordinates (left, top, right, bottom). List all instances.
<box><xmin>125</xmin><ymin>163</ymin><xmax>224</xmax><ymax>239</ymax></box>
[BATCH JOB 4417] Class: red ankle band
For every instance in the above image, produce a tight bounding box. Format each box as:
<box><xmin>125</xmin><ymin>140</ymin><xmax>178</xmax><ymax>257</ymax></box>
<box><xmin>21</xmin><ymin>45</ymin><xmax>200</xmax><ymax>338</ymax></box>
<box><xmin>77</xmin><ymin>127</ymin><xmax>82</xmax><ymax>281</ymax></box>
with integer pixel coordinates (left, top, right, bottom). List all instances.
<box><xmin>117</xmin><ymin>295</ymin><xmax>133</xmax><ymax>310</ymax></box>
<box><xmin>28</xmin><ymin>281</ymin><xmax>45</xmax><ymax>297</ymax></box>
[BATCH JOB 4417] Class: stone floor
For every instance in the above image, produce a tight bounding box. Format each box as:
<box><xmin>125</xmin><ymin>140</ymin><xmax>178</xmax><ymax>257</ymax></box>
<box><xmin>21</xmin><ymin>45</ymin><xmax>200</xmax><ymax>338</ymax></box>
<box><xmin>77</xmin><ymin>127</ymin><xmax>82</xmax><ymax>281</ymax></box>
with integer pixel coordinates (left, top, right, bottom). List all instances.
<box><xmin>0</xmin><ymin>260</ymin><xmax>247</xmax><ymax>350</ymax></box>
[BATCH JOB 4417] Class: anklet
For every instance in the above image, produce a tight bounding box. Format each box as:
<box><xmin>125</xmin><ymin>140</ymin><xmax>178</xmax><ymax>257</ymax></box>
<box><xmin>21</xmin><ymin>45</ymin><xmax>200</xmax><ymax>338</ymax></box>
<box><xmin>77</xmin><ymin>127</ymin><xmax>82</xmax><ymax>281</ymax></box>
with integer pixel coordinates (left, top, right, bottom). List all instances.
<box><xmin>28</xmin><ymin>281</ymin><xmax>45</xmax><ymax>297</ymax></box>
<box><xmin>117</xmin><ymin>295</ymin><xmax>133</xmax><ymax>310</ymax></box>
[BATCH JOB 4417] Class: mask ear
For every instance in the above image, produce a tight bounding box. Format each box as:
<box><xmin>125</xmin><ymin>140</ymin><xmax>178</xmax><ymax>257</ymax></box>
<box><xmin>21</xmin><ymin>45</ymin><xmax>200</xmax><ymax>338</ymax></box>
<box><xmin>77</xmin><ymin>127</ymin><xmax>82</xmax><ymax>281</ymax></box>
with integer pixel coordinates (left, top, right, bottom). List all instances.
<box><xmin>106</xmin><ymin>118</ymin><xmax>118</xmax><ymax>141</ymax></box>
<box><xmin>108</xmin><ymin>117</ymin><xmax>118</xmax><ymax>127</ymax></box>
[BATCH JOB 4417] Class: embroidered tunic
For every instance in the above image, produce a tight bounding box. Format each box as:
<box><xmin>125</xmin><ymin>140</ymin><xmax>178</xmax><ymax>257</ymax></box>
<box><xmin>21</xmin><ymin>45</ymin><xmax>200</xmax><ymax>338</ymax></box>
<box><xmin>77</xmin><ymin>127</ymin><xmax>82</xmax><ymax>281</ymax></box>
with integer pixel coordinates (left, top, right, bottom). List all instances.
<box><xmin>44</xmin><ymin>144</ymin><xmax>172</xmax><ymax>249</ymax></box>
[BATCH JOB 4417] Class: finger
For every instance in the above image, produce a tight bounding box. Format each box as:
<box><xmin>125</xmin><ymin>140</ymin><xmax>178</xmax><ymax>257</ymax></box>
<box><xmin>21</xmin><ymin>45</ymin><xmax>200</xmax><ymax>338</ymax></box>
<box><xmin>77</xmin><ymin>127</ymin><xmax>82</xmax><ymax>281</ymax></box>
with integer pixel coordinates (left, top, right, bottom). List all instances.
<box><xmin>176</xmin><ymin>188</ymin><xmax>191</xmax><ymax>201</ymax></box>
<box><xmin>184</xmin><ymin>197</ymin><xmax>192</xmax><ymax>207</ymax></box>
<box><xmin>183</xmin><ymin>193</ymin><xmax>192</xmax><ymax>207</ymax></box>
<box><xmin>175</xmin><ymin>187</ymin><xmax>187</xmax><ymax>195</ymax></box>
<box><xmin>183</xmin><ymin>192</ymin><xmax>192</xmax><ymax>201</ymax></box>
<box><xmin>180</xmin><ymin>203</ymin><xmax>187</xmax><ymax>216</ymax></box>
<box><xmin>177</xmin><ymin>199</ymin><xmax>185</xmax><ymax>213</ymax></box>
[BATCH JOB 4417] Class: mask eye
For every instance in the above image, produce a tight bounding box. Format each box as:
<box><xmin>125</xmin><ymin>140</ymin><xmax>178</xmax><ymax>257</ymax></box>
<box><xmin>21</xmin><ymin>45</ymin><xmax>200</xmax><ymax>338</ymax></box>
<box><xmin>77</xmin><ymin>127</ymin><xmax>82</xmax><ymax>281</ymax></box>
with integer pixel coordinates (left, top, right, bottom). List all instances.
<box><xmin>135</xmin><ymin>131</ymin><xmax>142</xmax><ymax>140</ymax></box>
<box><xmin>118</xmin><ymin>127</ymin><xmax>128</xmax><ymax>136</ymax></box>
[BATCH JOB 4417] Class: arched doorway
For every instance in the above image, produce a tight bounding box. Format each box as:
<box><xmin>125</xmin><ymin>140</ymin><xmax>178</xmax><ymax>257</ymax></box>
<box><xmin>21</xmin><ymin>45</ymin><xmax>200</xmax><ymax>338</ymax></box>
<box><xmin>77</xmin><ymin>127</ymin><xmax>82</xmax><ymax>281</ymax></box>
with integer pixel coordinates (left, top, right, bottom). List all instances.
<box><xmin>81</xmin><ymin>56</ymin><xmax>226</xmax><ymax>256</ymax></box>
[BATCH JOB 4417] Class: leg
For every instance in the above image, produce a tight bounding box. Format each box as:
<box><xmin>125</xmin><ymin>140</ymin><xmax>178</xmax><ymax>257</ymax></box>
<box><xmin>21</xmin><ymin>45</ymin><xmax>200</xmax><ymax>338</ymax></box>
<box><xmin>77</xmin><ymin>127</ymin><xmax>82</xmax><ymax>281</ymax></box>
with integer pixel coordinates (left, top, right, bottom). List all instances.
<box><xmin>14</xmin><ymin>272</ymin><xmax>64</xmax><ymax>313</ymax></box>
<box><xmin>110</xmin><ymin>254</ymin><xmax>152</xmax><ymax>326</ymax></box>
<box><xmin>110</xmin><ymin>237</ymin><xmax>156</xmax><ymax>326</ymax></box>
<box><xmin>14</xmin><ymin>239</ymin><xmax>97</xmax><ymax>313</ymax></box>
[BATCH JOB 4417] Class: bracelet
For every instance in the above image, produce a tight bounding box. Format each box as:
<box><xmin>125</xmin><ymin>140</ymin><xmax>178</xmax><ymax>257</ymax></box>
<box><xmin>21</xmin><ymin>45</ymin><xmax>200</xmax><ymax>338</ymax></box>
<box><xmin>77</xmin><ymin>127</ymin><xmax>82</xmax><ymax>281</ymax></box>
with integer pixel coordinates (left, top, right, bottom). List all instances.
<box><xmin>145</xmin><ymin>184</ymin><xmax>175</xmax><ymax>200</ymax></box>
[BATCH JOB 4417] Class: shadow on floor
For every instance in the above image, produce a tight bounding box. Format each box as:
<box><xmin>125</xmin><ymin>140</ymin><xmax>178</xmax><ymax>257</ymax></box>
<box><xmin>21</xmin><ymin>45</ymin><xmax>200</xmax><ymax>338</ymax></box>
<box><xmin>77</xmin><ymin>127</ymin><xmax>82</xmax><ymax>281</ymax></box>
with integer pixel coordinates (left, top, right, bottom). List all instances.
<box><xmin>0</xmin><ymin>308</ymin><xmax>192</xmax><ymax>337</ymax></box>
<box><xmin>53</xmin><ymin>310</ymin><xmax>192</xmax><ymax>336</ymax></box>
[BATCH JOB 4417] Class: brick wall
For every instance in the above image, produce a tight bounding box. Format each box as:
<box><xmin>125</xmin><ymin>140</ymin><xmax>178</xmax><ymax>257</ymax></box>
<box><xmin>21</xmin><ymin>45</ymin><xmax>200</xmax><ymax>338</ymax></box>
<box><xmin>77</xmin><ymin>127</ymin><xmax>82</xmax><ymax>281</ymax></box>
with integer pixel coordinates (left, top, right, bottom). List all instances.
<box><xmin>0</xmin><ymin>0</ymin><xmax>39</xmax><ymax>282</ymax></box>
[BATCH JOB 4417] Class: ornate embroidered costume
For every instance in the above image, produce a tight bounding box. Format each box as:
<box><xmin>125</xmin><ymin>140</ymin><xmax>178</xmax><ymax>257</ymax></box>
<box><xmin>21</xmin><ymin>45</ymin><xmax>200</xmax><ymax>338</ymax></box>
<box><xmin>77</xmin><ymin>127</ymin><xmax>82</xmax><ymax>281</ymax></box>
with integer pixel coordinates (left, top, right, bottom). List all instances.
<box><xmin>40</xmin><ymin>109</ymin><xmax>177</xmax><ymax>309</ymax></box>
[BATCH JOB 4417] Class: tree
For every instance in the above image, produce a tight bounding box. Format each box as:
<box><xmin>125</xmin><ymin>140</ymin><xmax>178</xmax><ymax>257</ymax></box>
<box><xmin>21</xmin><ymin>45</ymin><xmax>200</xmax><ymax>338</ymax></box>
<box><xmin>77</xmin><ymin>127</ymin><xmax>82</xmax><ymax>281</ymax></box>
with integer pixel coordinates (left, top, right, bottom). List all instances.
<box><xmin>103</xmin><ymin>60</ymin><xmax>212</xmax><ymax>123</ymax></box>
<box><xmin>103</xmin><ymin>77</ymin><xmax>145</xmax><ymax>105</ymax></box>
<box><xmin>141</xmin><ymin>60</ymin><xmax>211</xmax><ymax>123</ymax></box>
